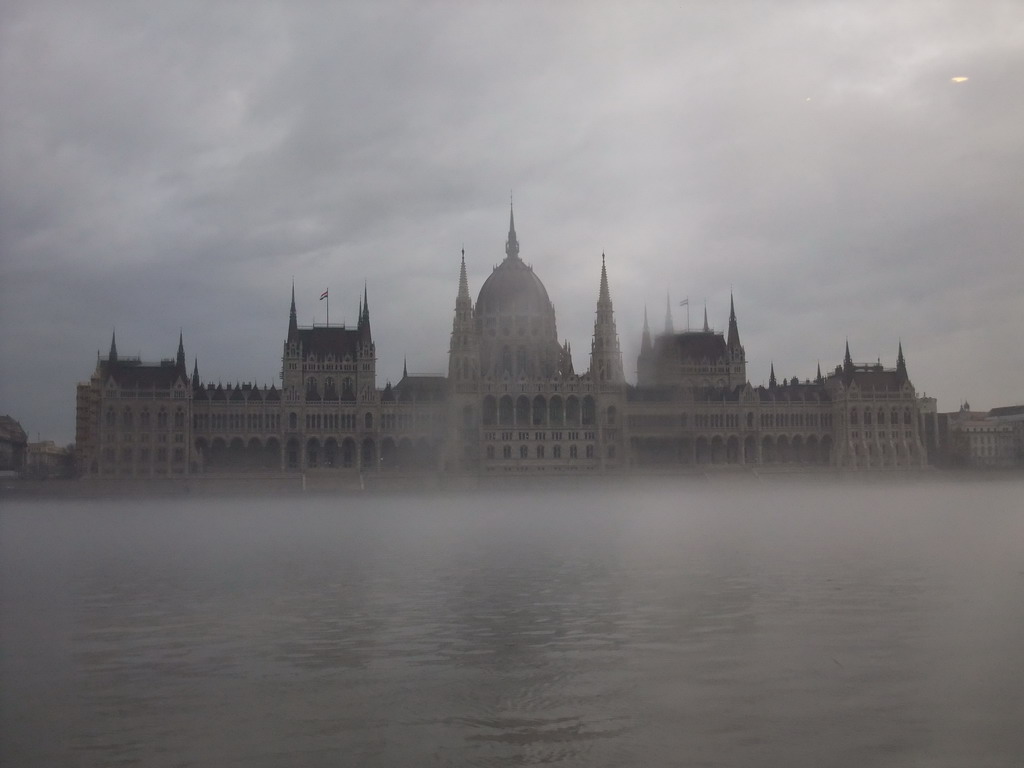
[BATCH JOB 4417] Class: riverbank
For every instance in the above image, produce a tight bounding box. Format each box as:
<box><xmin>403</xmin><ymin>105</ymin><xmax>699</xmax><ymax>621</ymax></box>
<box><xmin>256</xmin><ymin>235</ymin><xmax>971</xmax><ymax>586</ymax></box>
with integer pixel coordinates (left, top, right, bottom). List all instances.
<box><xmin>2</xmin><ymin>465</ymin><xmax>1021</xmax><ymax>500</ymax></box>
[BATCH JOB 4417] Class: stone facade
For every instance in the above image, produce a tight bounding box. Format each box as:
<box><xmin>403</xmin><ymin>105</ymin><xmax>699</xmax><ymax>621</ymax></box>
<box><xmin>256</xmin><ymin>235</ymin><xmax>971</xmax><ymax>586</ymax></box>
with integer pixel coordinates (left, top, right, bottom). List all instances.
<box><xmin>76</xmin><ymin>206</ymin><xmax>928</xmax><ymax>478</ymax></box>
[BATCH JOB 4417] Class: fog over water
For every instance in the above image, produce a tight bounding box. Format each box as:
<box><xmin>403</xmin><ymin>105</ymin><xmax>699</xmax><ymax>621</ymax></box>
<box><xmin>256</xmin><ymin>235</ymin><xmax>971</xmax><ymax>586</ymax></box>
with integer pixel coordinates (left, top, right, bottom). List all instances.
<box><xmin>2</xmin><ymin>481</ymin><xmax>1022</xmax><ymax>767</ymax></box>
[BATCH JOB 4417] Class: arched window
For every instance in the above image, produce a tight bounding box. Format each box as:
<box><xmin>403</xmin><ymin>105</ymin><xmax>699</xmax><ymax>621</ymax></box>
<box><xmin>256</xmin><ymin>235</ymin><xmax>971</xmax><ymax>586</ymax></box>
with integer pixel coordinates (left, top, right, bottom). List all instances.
<box><xmin>519</xmin><ymin>445</ymin><xmax>528</xmax><ymax>459</ymax></box>
<box><xmin>501</xmin><ymin>346</ymin><xmax>512</xmax><ymax>376</ymax></box>
<box><xmin>106</xmin><ymin>408</ymin><xmax>116</xmax><ymax>427</ymax></box>
<box><xmin>850</xmin><ymin>408</ymin><xmax>858</xmax><ymax>425</ymax></box>
<box><xmin>157</xmin><ymin>409</ymin><xmax>168</xmax><ymax>429</ymax></box>
<box><xmin>569</xmin><ymin>445</ymin><xmax>578</xmax><ymax>459</ymax></box>
<box><xmin>174</xmin><ymin>409</ymin><xmax>185</xmax><ymax>428</ymax></box>
<box><xmin>536</xmin><ymin>444</ymin><xmax>545</xmax><ymax>459</ymax></box>
<box><xmin>140</xmin><ymin>409</ymin><xmax>150</xmax><ymax>428</ymax></box>
<box><xmin>607</xmin><ymin>406</ymin><xmax>617</xmax><ymax>426</ymax></box>
<box><xmin>516</xmin><ymin>346</ymin><xmax>527</xmax><ymax>375</ymax></box>
<box><xmin>486</xmin><ymin>445</ymin><xmax>495</xmax><ymax>459</ymax></box>
<box><xmin>553</xmin><ymin>445</ymin><xmax>562</xmax><ymax>459</ymax></box>
<box><xmin>864</xmin><ymin>410</ymin><xmax>872</xmax><ymax>425</ymax></box>
<box><xmin>364</xmin><ymin>412</ymin><xmax>373</xmax><ymax>429</ymax></box>
<box><xmin>581</xmin><ymin>396</ymin><xmax>596</xmax><ymax>426</ymax></box>
<box><xmin>289</xmin><ymin>412</ymin><xmax>298</xmax><ymax>430</ymax></box>
<box><xmin>122</xmin><ymin>408</ymin><xmax>133</xmax><ymax>428</ymax></box>
<box><xmin>503</xmin><ymin>445</ymin><xmax>511</xmax><ymax>459</ymax></box>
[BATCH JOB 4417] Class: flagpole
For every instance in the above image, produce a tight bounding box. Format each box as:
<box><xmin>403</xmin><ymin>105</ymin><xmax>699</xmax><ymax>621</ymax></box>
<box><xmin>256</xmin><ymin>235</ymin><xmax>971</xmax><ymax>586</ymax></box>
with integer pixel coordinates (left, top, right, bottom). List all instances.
<box><xmin>326</xmin><ymin>289</ymin><xmax>329</xmax><ymax>327</ymax></box>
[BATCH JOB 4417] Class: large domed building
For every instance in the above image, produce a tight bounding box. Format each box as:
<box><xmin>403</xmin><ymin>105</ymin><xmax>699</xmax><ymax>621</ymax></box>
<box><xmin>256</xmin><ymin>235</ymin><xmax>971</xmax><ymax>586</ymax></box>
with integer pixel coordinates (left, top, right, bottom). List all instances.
<box><xmin>76</xmin><ymin>202</ymin><xmax>928</xmax><ymax>481</ymax></box>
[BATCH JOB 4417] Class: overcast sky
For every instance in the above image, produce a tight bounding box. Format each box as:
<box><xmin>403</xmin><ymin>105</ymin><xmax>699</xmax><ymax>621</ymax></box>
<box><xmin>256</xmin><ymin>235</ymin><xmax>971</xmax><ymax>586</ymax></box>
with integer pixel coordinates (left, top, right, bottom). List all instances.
<box><xmin>2</xmin><ymin>1</ymin><xmax>1022</xmax><ymax>444</ymax></box>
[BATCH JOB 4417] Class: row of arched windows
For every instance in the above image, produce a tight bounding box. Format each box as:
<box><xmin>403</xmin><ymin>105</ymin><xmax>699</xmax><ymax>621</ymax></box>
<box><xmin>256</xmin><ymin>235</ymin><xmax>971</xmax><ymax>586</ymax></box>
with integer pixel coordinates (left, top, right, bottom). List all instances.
<box><xmin>849</xmin><ymin>407</ymin><xmax>912</xmax><ymax>426</ymax></box>
<box><xmin>105</xmin><ymin>406</ymin><xmax>181</xmax><ymax>430</ymax></box>
<box><xmin>482</xmin><ymin>394</ymin><xmax>601</xmax><ymax>427</ymax></box>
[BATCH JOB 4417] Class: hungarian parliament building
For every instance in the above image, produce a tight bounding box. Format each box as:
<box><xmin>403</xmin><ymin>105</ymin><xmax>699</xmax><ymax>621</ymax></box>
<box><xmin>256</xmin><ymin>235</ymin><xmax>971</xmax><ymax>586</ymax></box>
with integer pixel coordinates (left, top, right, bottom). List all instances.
<box><xmin>76</xmin><ymin>207</ymin><xmax>927</xmax><ymax>479</ymax></box>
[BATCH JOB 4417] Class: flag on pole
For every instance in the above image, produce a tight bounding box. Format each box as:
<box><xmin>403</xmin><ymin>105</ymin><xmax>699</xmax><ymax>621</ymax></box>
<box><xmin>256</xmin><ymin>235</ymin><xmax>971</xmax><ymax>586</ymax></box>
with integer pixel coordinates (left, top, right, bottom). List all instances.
<box><xmin>320</xmin><ymin>290</ymin><xmax>328</xmax><ymax>301</ymax></box>
<box><xmin>679</xmin><ymin>298</ymin><xmax>688</xmax><ymax>306</ymax></box>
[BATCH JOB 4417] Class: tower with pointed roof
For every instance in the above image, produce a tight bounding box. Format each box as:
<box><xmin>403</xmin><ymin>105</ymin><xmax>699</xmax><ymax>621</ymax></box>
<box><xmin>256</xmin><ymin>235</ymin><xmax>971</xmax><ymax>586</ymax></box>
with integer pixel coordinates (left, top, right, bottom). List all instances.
<box><xmin>590</xmin><ymin>254</ymin><xmax>625</xmax><ymax>385</ymax></box>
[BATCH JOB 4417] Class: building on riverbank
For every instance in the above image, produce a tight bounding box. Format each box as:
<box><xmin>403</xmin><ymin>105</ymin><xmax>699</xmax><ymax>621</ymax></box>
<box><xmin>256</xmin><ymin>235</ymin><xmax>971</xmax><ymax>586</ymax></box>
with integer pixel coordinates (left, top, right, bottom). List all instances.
<box><xmin>76</xmin><ymin>206</ymin><xmax>928</xmax><ymax>479</ymax></box>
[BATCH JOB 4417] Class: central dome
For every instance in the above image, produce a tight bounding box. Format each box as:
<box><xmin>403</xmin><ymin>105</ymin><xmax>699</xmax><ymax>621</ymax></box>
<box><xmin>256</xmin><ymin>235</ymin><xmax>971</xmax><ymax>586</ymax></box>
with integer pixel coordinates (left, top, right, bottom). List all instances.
<box><xmin>476</xmin><ymin>257</ymin><xmax>553</xmax><ymax>316</ymax></box>
<box><xmin>474</xmin><ymin>205</ymin><xmax>562</xmax><ymax>379</ymax></box>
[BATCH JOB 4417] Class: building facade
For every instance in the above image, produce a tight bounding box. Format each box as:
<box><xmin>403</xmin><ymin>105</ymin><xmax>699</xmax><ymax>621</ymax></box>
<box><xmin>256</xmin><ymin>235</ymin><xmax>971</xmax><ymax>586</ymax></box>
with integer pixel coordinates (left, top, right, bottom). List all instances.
<box><xmin>76</xmin><ymin>207</ymin><xmax>928</xmax><ymax>479</ymax></box>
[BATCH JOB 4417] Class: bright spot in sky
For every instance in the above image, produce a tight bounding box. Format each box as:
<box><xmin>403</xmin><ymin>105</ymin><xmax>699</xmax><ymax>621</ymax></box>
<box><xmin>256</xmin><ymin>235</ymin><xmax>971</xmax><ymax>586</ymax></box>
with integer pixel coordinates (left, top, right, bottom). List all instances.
<box><xmin>951</xmin><ymin>76</ymin><xmax>969</xmax><ymax>83</ymax></box>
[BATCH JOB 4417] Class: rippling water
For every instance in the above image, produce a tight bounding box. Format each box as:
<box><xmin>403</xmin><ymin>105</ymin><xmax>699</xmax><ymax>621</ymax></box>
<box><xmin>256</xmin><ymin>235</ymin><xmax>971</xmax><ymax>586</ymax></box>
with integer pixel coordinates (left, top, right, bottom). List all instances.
<box><xmin>2</xmin><ymin>480</ymin><xmax>1023</xmax><ymax>767</ymax></box>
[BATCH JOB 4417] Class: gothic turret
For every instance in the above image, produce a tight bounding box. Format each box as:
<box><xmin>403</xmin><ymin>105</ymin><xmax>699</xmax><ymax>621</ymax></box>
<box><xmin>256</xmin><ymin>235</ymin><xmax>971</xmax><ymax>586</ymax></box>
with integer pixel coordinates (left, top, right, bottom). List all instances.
<box><xmin>769</xmin><ymin>361</ymin><xmax>777</xmax><ymax>389</ymax></box>
<box><xmin>192</xmin><ymin>357</ymin><xmax>200</xmax><ymax>390</ymax></box>
<box><xmin>702</xmin><ymin>304</ymin><xmax>709</xmax><ymax>333</ymax></box>
<box><xmin>448</xmin><ymin>250</ymin><xmax>478</xmax><ymax>382</ymax></box>
<box><xmin>589</xmin><ymin>254</ymin><xmax>625</xmax><ymax>385</ymax></box>
<box><xmin>843</xmin><ymin>340</ymin><xmax>854</xmax><ymax>383</ymax></box>
<box><xmin>108</xmin><ymin>330</ymin><xmax>118</xmax><ymax>365</ymax></box>
<box><xmin>641</xmin><ymin>306</ymin><xmax>652</xmax><ymax>354</ymax></box>
<box><xmin>664</xmin><ymin>294</ymin><xmax>674</xmax><ymax>335</ymax></box>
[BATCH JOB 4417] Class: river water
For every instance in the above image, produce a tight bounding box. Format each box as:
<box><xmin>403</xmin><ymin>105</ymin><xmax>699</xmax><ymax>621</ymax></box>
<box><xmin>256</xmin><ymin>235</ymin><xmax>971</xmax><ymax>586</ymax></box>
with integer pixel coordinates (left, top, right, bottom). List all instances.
<box><xmin>2</xmin><ymin>480</ymin><xmax>1022</xmax><ymax>767</ymax></box>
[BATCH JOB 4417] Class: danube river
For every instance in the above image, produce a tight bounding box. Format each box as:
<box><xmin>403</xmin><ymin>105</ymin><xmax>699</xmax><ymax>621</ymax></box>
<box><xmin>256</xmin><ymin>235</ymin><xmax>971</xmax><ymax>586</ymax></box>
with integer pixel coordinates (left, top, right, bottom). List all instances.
<box><xmin>2</xmin><ymin>480</ymin><xmax>1022</xmax><ymax>767</ymax></box>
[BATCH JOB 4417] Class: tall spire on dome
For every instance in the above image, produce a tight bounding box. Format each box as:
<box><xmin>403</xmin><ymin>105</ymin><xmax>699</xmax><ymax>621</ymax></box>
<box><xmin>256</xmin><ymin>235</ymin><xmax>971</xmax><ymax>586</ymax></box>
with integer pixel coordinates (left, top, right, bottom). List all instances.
<box><xmin>505</xmin><ymin>198</ymin><xmax>520</xmax><ymax>261</ymax></box>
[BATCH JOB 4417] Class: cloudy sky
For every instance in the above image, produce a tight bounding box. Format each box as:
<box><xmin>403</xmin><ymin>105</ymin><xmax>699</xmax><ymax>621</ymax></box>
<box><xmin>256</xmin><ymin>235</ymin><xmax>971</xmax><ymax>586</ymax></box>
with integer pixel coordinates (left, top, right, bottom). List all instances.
<box><xmin>2</xmin><ymin>1</ymin><xmax>1022</xmax><ymax>444</ymax></box>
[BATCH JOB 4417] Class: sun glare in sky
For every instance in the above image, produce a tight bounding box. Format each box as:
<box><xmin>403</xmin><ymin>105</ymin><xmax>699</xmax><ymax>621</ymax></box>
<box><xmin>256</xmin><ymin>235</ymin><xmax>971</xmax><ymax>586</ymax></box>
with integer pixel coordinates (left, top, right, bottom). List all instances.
<box><xmin>950</xmin><ymin>76</ymin><xmax>969</xmax><ymax>83</ymax></box>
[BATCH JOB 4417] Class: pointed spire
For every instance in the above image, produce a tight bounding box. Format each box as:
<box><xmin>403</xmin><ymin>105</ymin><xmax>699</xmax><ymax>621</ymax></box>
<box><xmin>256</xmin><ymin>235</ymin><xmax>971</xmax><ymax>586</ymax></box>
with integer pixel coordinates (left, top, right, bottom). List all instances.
<box><xmin>288</xmin><ymin>281</ymin><xmax>298</xmax><ymax>341</ymax></box>
<box><xmin>403</xmin><ymin>356</ymin><xmax>408</xmax><ymax>378</ymax></box>
<box><xmin>505</xmin><ymin>199</ymin><xmax>520</xmax><ymax>261</ymax></box>
<box><xmin>590</xmin><ymin>254</ymin><xmax>624</xmax><ymax>384</ymax></box>
<box><xmin>842</xmin><ymin>339</ymin><xmax>854</xmax><ymax>383</ymax></box>
<box><xmin>457</xmin><ymin>249</ymin><xmax>470</xmax><ymax>304</ymax></box>
<box><xmin>727</xmin><ymin>290</ymin><xmax>742</xmax><ymax>350</ymax></box>
<box><xmin>192</xmin><ymin>357</ymin><xmax>200</xmax><ymax>390</ymax></box>
<box><xmin>896</xmin><ymin>340</ymin><xmax>907</xmax><ymax>381</ymax></box>
<box><xmin>816</xmin><ymin>361</ymin><xmax>823</xmax><ymax>384</ymax></box>
<box><xmin>641</xmin><ymin>305</ymin><xmax>652</xmax><ymax>353</ymax></box>
<box><xmin>702</xmin><ymin>302</ymin><xmax>709</xmax><ymax>332</ymax></box>
<box><xmin>598</xmin><ymin>253</ymin><xmax>611</xmax><ymax>305</ymax></box>
<box><xmin>176</xmin><ymin>330</ymin><xmax>186</xmax><ymax>372</ymax></box>
<box><xmin>108</xmin><ymin>329</ymin><xmax>118</xmax><ymax>364</ymax></box>
<box><xmin>664</xmin><ymin>293</ymin><xmax>674</xmax><ymax>334</ymax></box>
<box><xmin>359</xmin><ymin>283</ymin><xmax>372</xmax><ymax>343</ymax></box>
<box><xmin>769</xmin><ymin>361</ymin><xmax>777</xmax><ymax>389</ymax></box>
